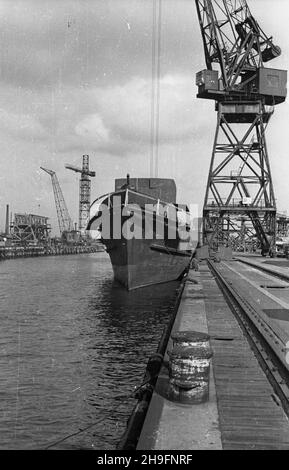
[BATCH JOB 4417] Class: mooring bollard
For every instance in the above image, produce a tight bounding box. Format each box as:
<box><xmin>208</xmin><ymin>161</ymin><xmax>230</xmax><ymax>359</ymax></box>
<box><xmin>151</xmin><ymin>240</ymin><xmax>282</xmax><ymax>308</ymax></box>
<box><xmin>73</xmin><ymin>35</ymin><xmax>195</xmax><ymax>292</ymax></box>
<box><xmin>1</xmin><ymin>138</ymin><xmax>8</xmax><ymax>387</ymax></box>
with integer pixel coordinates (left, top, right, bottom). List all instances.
<box><xmin>168</xmin><ymin>343</ymin><xmax>213</xmax><ymax>404</ymax></box>
<box><xmin>171</xmin><ymin>330</ymin><xmax>210</xmax><ymax>349</ymax></box>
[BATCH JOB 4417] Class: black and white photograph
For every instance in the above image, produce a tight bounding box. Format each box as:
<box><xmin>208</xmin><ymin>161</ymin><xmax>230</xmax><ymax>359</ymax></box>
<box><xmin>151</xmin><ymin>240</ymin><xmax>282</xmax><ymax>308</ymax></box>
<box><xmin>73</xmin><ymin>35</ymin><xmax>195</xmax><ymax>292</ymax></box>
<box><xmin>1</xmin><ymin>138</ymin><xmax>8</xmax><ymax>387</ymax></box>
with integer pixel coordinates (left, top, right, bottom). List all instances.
<box><xmin>0</xmin><ymin>0</ymin><xmax>289</xmax><ymax>458</ymax></box>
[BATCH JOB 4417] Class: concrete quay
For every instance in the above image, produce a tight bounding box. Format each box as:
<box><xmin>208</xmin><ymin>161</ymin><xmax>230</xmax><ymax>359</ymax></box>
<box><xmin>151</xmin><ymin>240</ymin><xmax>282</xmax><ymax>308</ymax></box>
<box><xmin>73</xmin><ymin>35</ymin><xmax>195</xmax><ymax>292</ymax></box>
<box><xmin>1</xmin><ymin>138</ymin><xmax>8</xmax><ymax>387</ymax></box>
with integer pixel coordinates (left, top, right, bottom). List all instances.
<box><xmin>137</xmin><ymin>262</ymin><xmax>289</xmax><ymax>450</ymax></box>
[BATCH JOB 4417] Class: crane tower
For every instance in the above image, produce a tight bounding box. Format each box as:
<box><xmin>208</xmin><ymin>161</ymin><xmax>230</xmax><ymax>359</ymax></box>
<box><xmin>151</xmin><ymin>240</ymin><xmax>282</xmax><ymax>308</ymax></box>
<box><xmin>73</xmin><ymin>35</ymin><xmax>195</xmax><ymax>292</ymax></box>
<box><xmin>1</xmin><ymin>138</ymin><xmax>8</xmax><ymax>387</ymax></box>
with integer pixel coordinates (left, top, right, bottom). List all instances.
<box><xmin>40</xmin><ymin>167</ymin><xmax>73</xmax><ymax>235</ymax></box>
<box><xmin>65</xmin><ymin>155</ymin><xmax>96</xmax><ymax>235</ymax></box>
<box><xmin>195</xmin><ymin>0</ymin><xmax>287</xmax><ymax>255</ymax></box>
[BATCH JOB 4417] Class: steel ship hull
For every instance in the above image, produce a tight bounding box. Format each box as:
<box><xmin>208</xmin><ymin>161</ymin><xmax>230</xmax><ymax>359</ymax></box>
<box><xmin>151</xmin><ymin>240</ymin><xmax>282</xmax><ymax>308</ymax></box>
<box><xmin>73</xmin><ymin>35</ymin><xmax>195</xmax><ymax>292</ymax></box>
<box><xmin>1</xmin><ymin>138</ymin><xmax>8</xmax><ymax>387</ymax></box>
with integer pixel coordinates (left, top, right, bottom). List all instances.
<box><xmin>106</xmin><ymin>238</ymin><xmax>191</xmax><ymax>290</ymax></box>
<box><xmin>88</xmin><ymin>178</ymin><xmax>192</xmax><ymax>290</ymax></box>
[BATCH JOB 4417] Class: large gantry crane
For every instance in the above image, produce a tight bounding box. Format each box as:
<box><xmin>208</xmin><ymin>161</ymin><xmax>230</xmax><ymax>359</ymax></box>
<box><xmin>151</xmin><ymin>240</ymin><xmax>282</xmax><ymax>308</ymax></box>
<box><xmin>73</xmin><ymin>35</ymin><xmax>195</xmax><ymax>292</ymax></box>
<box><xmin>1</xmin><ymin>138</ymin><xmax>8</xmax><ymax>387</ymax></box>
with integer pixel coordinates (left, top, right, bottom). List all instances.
<box><xmin>195</xmin><ymin>0</ymin><xmax>287</xmax><ymax>255</ymax></box>
<box><xmin>65</xmin><ymin>155</ymin><xmax>95</xmax><ymax>235</ymax></box>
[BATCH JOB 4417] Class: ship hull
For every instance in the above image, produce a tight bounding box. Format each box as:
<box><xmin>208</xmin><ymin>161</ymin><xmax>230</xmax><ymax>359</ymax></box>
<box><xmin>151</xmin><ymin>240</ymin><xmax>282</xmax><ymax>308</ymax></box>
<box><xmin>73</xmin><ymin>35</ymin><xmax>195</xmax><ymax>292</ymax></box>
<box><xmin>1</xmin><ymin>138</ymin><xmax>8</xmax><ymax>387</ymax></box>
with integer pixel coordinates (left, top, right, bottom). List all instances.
<box><xmin>88</xmin><ymin>178</ymin><xmax>193</xmax><ymax>290</ymax></box>
<box><xmin>106</xmin><ymin>238</ymin><xmax>190</xmax><ymax>290</ymax></box>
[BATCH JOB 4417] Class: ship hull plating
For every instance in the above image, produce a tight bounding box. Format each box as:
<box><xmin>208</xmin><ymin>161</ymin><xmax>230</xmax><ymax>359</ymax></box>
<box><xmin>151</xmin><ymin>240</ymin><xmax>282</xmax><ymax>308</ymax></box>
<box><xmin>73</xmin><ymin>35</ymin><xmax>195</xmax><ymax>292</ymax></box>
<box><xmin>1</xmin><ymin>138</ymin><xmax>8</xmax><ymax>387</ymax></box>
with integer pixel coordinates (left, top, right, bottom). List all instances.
<box><xmin>106</xmin><ymin>238</ymin><xmax>190</xmax><ymax>290</ymax></box>
<box><xmin>88</xmin><ymin>178</ymin><xmax>192</xmax><ymax>290</ymax></box>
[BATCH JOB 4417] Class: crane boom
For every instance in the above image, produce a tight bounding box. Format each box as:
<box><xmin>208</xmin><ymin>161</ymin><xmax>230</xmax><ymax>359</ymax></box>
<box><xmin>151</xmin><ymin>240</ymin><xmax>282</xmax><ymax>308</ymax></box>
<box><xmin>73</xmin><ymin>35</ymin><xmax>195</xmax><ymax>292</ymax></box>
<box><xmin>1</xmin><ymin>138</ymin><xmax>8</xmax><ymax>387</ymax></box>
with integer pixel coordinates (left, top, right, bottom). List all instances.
<box><xmin>195</xmin><ymin>0</ymin><xmax>286</xmax><ymax>104</ymax></box>
<box><xmin>65</xmin><ymin>164</ymin><xmax>82</xmax><ymax>174</ymax></box>
<box><xmin>65</xmin><ymin>163</ymin><xmax>95</xmax><ymax>177</ymax></box>
<box><xmin>41</xmin><ymin>167</ymin><xmax>73</xmax><ymax>235</ymax></box>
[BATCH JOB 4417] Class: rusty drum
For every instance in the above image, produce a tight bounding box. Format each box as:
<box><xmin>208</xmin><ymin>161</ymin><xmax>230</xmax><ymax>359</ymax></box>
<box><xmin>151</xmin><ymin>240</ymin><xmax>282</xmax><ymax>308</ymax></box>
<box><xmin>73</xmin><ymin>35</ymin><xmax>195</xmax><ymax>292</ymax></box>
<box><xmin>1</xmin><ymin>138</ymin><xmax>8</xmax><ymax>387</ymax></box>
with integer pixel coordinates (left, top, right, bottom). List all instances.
<box><xmin>168</xmin><ymin>344</ymin><xmax>213</xmax><ymax>404</ymax></box>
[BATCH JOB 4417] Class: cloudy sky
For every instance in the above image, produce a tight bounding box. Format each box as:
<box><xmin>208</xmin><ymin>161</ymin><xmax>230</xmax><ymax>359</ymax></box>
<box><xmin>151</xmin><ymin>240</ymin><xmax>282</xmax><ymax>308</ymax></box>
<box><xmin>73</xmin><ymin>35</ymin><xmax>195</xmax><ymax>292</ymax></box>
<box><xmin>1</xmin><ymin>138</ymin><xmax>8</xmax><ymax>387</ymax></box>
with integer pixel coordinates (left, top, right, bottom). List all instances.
<box><xmin>0</xmin><ymin>0</ymin><xmax>288</xmax><ymax>234</ymax></box>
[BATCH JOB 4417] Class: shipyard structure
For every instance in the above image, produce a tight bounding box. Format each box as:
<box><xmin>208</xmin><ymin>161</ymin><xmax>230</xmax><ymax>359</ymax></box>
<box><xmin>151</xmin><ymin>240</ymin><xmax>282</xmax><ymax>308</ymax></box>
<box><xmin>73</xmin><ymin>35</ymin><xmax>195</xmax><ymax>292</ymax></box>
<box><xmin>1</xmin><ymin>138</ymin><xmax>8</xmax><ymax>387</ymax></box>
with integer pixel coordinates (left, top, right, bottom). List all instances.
<box><xmin>0</xmin><ymin>208</ymin><xmax>102</xmax><ymax>259</ymax></box>
<box><xmin>0</xmin><ymin>155</ymin><xmax>102</xmax><ymax>260</ymax></box>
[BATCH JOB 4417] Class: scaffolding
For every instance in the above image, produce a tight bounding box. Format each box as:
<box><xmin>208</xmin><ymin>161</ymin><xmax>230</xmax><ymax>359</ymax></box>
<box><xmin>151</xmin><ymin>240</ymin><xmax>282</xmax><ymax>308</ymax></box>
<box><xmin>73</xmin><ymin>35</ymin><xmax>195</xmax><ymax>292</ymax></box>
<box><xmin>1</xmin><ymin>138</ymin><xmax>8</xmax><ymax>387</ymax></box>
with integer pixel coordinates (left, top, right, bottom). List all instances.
<box><xmin>10</xmin><ymin>213</ymin><xmax>51</xmax><ymax>246</ymax></box>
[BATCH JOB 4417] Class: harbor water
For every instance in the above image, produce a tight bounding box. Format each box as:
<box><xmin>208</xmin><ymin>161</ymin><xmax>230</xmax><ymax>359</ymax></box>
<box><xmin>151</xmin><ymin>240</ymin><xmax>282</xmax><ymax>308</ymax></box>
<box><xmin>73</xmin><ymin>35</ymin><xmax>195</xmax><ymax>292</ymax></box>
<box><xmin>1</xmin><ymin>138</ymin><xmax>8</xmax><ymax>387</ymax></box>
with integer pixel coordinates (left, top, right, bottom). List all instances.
<box><xmin>0</xmin><ymin>252</ymin><xmax>179</xmax><ymax>449</ymax></box>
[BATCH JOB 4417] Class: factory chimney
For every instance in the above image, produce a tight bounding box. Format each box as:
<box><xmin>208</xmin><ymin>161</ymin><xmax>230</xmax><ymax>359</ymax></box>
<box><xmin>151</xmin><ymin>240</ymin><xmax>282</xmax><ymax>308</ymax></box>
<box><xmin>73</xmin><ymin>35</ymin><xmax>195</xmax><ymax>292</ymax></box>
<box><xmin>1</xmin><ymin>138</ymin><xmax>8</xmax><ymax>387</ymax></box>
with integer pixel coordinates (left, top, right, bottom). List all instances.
<box><xmin>5</xmin><ymin>204</ymin><xmax>9</xmax><ymax>235</ymax></box>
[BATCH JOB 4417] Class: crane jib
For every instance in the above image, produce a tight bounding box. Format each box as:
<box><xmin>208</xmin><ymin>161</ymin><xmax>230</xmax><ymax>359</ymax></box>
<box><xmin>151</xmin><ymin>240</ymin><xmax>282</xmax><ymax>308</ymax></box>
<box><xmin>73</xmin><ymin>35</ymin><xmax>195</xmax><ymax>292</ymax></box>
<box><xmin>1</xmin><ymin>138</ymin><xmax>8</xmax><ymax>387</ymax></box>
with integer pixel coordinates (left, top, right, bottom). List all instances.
<box><xmin>195</xmin><ymin>0</ymin><xmax>286</xmax><ymax>105</ymax></box>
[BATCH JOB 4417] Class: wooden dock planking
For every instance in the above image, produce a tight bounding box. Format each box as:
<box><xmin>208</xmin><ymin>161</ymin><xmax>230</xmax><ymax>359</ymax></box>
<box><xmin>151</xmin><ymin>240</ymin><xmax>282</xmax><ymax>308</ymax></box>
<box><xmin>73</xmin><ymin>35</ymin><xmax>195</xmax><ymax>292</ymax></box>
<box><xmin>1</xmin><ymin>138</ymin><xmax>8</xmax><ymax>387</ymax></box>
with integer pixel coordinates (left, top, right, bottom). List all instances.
<box><xmin>200</xmin><ymin>264</ymin><xmax>289</xmax><ymax>450</ymax></box>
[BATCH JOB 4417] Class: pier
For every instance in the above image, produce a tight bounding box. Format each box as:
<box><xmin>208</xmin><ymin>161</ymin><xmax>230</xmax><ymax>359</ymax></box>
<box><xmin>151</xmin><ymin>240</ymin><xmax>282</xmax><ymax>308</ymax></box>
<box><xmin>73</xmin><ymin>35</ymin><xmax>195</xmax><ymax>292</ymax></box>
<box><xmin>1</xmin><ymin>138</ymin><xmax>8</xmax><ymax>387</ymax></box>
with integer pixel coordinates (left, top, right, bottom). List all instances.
<box><xmin>0</xmin><ymin>243</ymin><xmax>104</xmax><ymax>260</ymax></box>
<box><xmin>119</xmin><ymin>254</ymin><xmax>289</xmax><ymax>450</ymax></box>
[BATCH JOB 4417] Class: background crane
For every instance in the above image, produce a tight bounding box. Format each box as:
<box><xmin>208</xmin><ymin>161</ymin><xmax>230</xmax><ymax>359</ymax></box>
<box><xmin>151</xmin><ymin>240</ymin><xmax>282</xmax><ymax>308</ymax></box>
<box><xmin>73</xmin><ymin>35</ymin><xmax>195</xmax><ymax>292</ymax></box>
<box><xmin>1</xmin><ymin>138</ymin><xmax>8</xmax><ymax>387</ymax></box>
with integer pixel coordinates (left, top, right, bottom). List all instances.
<box><xmin>65</xmin><ymin>155</ymin><xmax>95</xmax><ymax>235</ymax></box>
<box><xmin>195</xmin><ymin>0</ymin><xmax>287</xmax><ymax>256</ymax></box>
<box><xmin>40</xmin><ymin>167</ymin><xmax>73</xmax><ymax>235</ymax></box>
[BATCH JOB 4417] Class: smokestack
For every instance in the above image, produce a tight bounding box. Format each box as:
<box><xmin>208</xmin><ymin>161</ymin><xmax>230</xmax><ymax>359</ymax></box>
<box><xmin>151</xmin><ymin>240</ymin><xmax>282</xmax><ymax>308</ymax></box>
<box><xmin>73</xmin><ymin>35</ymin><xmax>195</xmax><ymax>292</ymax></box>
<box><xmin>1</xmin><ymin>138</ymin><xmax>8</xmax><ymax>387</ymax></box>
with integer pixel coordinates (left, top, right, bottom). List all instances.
<box><xmin>5</xmin><ymin>205</ymin><xmax>9</xmax><ymax>235</ymax></box>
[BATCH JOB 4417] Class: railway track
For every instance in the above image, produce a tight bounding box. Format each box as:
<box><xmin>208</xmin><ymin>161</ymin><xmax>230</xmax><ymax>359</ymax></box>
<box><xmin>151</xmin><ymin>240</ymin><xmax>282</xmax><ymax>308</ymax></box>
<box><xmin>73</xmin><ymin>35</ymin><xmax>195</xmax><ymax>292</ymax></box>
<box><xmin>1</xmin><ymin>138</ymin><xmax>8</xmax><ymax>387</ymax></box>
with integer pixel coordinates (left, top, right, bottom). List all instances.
<box><xmin>208</xmin><ymin>259</ymin><xmax>289</xmax><ymax>417</ymax></box>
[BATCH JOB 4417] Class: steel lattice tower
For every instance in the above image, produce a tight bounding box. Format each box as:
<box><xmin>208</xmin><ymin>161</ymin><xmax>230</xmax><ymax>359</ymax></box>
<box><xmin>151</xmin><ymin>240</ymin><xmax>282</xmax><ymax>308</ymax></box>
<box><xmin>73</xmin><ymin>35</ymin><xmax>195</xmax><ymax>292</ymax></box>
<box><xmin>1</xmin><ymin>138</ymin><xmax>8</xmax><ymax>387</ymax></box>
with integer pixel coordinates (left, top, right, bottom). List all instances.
<box><xmin>195</xmin><ymin>0</ymin><xmax>287</xmax><ymax>255</ymax></box>
<box><xmin>65</xmin><ymin>155</ymin><xmax>96</xmax><ymax>235</ymax></box>
<box><xmin>79</xmin><ymin>155</ymin><xmax>91</xmax><ymax>234</ymax></box>
<box><xmin>41</xmin><ymin>167</ymin><xmax>73</xmax><ymax>235</ymax></box>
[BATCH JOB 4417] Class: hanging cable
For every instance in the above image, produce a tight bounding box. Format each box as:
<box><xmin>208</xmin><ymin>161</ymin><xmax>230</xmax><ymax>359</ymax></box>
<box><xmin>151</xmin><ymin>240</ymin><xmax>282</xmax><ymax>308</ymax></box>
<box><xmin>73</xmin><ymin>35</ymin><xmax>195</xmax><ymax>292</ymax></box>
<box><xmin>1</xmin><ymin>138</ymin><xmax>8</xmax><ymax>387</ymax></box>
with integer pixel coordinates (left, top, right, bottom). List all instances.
<box><xmin>150</xmin><ymin>0</ymin><xmax>162</xmax><ymax>178</ymax></box>
<box><xmin>41</xmin><ymin>376</ymin><xmax>155</xmax><ymax>450</ymax></box>
<box><xmin>154</xmin><ymin>0</ymin><xmax>162</xmax><ymax>178</ymax></box>
<box><xmin>150</xmin><ymin>0</ymin><xmax>157</xmax><ymax>176</ymax></box>
<box><xmin>43</xmin><ymin>401</ymin><xmax>122</xmax><ymax>450</ymax></box>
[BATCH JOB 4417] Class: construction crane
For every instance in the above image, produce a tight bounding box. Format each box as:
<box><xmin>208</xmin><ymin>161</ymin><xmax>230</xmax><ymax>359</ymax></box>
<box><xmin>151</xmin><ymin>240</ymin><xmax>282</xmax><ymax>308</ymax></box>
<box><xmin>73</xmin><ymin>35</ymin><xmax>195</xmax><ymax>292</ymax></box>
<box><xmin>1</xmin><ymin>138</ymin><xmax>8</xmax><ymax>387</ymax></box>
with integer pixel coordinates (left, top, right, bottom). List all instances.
<box><xmin>40</xmin><ymin>167</ymin><xmax>73</xmax><ymax>235</ymax></box>
<box><xmin>195</xmin><ymin>0</ymin><xmax>287</xmax><ymax>256</ymax></box>
<box><xmin>65</xmin><ymin>155</ymin><xmax>95</xmax><ymax>235</ymax></box>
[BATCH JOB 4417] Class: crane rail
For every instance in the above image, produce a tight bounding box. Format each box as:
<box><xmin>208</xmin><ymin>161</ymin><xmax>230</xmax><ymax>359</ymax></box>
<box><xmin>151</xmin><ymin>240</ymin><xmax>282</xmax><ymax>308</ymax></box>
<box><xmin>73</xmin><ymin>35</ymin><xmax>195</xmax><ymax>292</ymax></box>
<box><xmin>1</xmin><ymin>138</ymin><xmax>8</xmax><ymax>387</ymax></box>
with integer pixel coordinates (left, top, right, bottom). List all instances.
<box><xmin>236</xmin><ymin>257</ymin><xmax>289</xmax><ymax>284</ymax></box>
<box><xmin>208</xmin><ymin>259</ymin><xmax>289</xmax><ymax>417</ymax></box>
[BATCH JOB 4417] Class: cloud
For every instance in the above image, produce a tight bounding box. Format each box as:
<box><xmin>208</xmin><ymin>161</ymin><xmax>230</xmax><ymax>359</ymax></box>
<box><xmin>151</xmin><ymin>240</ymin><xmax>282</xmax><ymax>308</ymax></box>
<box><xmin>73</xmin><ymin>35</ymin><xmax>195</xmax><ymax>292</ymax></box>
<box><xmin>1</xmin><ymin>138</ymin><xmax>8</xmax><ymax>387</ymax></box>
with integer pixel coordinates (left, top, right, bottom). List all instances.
<box><xmin>75</xmin><ymin>113</ymin><xmax>110</xmax><ymax>143</ymax></box>
<box><xmin>74</xmin><ymin>74</ymin><xmax>211</xmax><ymax>152</ymax></box>
<box><xmin>0</xmin><ymin>0</ymin><xmax>198</xmax><ymax>89</ymax></box>
<box><xmin>53</xmin><ymin>74</ymin><xmax>208</xmax><ymax>154</ymax></box>
<box><xmin>0</xmin><ymin>108</ymin><xmax>47</xmax><ymax>141</ymax></box>
<box><xmin>0</xmin><ymin>1</ymin><xmax>205</xmax><ymax>157</ymax></box>
<box><xmin>9</xmin><ymin>73</ymin><xmax>211</xmax><ymax>157</ymax></box>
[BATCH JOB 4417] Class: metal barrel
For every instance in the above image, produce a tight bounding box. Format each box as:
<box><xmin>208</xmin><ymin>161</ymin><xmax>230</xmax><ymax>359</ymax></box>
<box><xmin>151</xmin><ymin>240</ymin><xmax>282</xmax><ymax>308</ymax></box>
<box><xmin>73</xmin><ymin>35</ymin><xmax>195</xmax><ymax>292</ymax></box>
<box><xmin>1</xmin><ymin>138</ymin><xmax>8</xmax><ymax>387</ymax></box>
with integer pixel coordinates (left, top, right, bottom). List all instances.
<box><xmin>168</xmin><ymin>341</ymin><xmax>213</xmax><ymax>404</ymax></box>
<box><xmin>171</xmin><ymin>330</ymin><xmax>210</xmax><ymax>349</ymax></box>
